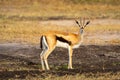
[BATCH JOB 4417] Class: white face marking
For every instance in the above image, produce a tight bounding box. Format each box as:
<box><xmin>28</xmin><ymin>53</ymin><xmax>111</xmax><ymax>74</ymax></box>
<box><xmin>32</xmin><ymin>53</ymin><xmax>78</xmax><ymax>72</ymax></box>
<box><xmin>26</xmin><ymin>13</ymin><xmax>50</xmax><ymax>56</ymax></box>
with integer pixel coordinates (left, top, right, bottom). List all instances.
<box><xmin>80</xmin><ymin>29</ymin><xmax>84</xmax><ymax>34</ymax></box>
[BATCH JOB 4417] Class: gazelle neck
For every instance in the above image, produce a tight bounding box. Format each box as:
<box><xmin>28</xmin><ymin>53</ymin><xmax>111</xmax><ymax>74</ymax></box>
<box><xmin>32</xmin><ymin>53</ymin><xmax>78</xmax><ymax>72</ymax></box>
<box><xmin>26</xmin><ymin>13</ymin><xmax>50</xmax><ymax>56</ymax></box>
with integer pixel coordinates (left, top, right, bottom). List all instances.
<box><xmin>79</xmin><ymin>29</ymin><xmax>84</xmax><ymax>42</ymax></box>
<box><xmin>73</xmin><ymin>30</ymin><xmax>84</xmax><ymax>49</ymax></box>
<box><xmin>80</xmin><ymin>28</ymin><xmax>84</xmax><ymax>34</ymax></box>
<box><xmin>78</xmin><ymin>28</ymin><xmax>84</xmax><ymax>36</ymax></box>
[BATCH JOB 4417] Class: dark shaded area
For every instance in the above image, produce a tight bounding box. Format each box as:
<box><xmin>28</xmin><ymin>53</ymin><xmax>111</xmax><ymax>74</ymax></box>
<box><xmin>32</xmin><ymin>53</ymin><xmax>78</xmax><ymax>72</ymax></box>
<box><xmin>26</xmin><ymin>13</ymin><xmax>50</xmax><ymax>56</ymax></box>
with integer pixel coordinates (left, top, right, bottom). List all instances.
<box><xmin>0</xmin><ymin>44</ymin><xmax>120</xmax><ymax>79</ymax></box>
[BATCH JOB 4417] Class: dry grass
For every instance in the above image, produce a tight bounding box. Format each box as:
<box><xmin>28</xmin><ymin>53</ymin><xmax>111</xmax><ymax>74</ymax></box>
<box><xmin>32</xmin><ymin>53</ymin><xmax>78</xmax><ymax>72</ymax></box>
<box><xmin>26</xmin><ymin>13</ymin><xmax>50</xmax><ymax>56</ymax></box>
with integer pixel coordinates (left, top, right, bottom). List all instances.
<box><xmin>0</xmin><ymin>0</ymin><xmax>120</xmax><ymax>19</ymax></box>
<box><xmin>24</xmin><ymin>72</ymin><xmax>120</xmax><ymax>80</ymax></box>
<box><xmin>0</xmin><ymin>20</ymin><xmax>120</xmax><ymax>45</ymax></box>
<box><xmin>0</xmin><ymin>20</ymin><xmax>75</xmax><ymax>44</ymax></box>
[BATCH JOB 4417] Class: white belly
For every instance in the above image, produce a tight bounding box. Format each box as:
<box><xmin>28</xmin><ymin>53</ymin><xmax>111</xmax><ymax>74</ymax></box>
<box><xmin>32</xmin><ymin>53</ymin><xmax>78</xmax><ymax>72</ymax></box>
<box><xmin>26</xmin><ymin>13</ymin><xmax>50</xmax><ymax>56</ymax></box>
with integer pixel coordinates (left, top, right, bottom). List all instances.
<box><xmin>56</xmin><ymin>40</ymin><xmax>83</xmax><ymax>49</ymax></box>
<box><xmin>56</xmin><ymin>40</ymin><xmax>69</xmax><ymax>48</ymax></box>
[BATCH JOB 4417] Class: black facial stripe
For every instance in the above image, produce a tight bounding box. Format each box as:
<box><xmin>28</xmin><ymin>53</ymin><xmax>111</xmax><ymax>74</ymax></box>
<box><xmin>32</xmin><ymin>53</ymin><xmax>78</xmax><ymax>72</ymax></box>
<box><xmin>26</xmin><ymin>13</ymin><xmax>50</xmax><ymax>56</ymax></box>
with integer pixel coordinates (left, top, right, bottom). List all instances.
<box><xmin>56</xmin><ymin>36</ymin><xmax>71</xmax><ymax>45</ymax></box>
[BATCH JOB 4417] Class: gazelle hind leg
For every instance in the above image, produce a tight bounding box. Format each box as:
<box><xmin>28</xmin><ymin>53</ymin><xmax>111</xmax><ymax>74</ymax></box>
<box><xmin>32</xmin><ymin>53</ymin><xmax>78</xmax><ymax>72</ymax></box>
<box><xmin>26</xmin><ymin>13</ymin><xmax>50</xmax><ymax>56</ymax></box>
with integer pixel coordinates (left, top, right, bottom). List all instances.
<box><xmin>40</xmin><ymin>36</ymin><xmax>48</xmax><ymax>70</ymax></box>
<box><xmin>43</xmin><ymin>47</ymin><xmax>55</xmax><ymax>70</ymax></box>
<box><xmin>40</xmin><ymin>51</ymin><xmax>45</xmax><ymax>70</ymax></box>
<box><xmin>40</xmin><ymin>36</ymin><xmax>56</xmax><ymax>70</ymax></box>
<box><xmin>40</xmin><ymin>50</ymin><xmax>46</xmax><ymax>70</ymax></box>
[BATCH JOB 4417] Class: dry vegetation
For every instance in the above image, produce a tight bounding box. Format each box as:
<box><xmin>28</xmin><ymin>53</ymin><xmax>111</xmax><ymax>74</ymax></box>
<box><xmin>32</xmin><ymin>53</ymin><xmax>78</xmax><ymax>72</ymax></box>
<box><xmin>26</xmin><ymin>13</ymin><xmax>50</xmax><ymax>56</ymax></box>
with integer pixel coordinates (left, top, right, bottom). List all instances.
<box><xmin>0</xmin><ymin>0</ymin><xmax>120</xmax><ymax>80</ymax></box>
<box><xmin>0</xmin><ymin>20</ymin><xmax>120</xmax><ymax>45</ymax></box>
<box><xmin>0</xmin><ymin>0</ymin><xmax>120</xmax><ymax>19</ymax></box>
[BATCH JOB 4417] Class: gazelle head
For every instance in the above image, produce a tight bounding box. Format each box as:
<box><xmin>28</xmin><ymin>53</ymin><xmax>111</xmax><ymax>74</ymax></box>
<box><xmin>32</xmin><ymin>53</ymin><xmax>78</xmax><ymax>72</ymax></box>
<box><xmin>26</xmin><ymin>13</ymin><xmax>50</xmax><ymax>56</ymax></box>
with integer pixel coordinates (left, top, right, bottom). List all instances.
<box><xmin>75</xmin><ymin>18</ymin><xmax>90</xmax><ymax>34</ymax></box>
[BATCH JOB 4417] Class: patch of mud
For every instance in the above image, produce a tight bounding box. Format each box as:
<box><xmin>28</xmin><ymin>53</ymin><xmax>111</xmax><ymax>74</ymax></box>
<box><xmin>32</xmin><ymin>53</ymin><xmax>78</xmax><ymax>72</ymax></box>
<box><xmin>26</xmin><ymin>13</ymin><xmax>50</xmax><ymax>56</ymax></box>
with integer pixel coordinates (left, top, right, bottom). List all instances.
<box><xmin>0</xmin><ymin>43</ymin><xmax>120</xmax><ymax>79</ymax></box>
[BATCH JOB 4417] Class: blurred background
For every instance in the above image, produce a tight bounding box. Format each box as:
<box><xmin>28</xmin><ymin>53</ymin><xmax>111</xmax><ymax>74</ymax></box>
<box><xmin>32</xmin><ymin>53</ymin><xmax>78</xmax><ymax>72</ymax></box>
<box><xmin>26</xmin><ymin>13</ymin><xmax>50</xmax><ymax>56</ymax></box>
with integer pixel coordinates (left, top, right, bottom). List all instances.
<box><xmin>0</xmin><ymin>0</ymin><xmax>120</xmax><ymax>20</ymax></box>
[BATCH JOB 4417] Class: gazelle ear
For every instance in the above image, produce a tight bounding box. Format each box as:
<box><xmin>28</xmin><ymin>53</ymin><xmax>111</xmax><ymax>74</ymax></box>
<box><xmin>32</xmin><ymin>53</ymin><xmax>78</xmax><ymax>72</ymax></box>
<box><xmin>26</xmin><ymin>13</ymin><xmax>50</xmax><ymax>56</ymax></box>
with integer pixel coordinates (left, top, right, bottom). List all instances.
<box><xmin>75</xmin><ymin>20</ymin><xmax>81</xmax><ymax>27</ymax></box>
<box><xmin>84</xmin><ymin>21</ymin><xmax>90</xmax><ymax>28</ymax></box>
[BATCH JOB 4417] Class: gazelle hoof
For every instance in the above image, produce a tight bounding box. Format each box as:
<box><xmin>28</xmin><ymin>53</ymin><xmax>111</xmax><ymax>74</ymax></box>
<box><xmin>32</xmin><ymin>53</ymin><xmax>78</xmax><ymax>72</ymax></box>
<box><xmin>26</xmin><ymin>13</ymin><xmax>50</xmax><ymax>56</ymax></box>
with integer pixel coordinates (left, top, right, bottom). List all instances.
<box><xmin>68</xmin><ymin>67</ymin><xmax>74</xmax><ymax>69</ymax></box>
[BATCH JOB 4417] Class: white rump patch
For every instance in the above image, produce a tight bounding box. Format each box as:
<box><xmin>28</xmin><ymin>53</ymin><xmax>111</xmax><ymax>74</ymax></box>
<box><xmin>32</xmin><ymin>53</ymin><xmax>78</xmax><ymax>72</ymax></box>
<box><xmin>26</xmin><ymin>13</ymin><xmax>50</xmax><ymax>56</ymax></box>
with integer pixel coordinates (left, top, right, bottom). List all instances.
<box><xmin>42</xmin><ymin>36</ymin><xmax>49</xmax><ymax>49</ymax></box>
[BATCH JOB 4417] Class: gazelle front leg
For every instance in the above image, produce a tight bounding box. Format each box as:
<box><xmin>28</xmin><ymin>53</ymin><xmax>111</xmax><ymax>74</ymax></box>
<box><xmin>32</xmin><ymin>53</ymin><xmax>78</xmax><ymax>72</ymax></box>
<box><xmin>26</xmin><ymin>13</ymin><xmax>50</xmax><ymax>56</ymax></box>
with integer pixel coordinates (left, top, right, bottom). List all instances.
<box><xmin>68</xmin><ymin>46</ymin><xmax>73</xmax><ymax>69</ymax></box>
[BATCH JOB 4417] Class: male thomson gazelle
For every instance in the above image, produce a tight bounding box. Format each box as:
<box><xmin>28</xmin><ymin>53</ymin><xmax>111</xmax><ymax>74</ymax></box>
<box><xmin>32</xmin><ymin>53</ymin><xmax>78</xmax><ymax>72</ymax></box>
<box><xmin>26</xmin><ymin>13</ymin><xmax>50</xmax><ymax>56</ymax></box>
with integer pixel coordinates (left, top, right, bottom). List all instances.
<box><xmin>40</xmin><ymin>18</ymin><xmax>90</xmax><ymax>70</ymax></box>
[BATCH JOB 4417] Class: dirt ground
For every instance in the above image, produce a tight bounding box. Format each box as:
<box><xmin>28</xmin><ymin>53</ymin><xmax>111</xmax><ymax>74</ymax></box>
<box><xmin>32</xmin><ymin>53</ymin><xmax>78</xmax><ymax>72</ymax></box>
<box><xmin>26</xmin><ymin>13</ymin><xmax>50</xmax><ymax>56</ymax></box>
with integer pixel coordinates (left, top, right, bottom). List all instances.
<box><xmin>0</xmin><ymin>43</ymin><xmax>120</xmax><ymax>79</ymax></box>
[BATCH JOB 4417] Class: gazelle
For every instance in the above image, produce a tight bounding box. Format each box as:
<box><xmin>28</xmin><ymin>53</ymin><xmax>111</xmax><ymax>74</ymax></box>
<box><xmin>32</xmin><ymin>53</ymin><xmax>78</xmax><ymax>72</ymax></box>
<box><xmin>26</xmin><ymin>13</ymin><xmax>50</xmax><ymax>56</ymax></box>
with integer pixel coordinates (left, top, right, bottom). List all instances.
<box><xmin>40</xmin><ymin>18</ymin><xmax>90</xmax><ymax>70</ymax></box>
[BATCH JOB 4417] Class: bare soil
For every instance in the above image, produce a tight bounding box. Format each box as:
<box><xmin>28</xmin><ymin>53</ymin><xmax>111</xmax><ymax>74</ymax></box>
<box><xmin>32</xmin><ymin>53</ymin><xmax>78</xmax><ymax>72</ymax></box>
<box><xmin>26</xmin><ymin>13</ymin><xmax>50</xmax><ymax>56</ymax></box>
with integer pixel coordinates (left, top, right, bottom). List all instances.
<box><xmin>0</xmin><ymin>43</ymin><xmax>120</xmax><ymax>79</ymax></box>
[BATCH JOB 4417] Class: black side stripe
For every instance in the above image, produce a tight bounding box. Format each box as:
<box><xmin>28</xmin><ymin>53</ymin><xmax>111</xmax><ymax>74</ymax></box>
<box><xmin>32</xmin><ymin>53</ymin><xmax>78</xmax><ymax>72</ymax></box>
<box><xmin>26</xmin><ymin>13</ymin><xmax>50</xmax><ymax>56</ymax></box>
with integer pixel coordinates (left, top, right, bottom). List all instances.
<box><xmin>56</xmin><ymin>36</ymin><xmax>71</xmax><ymax>45</ymax></box>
